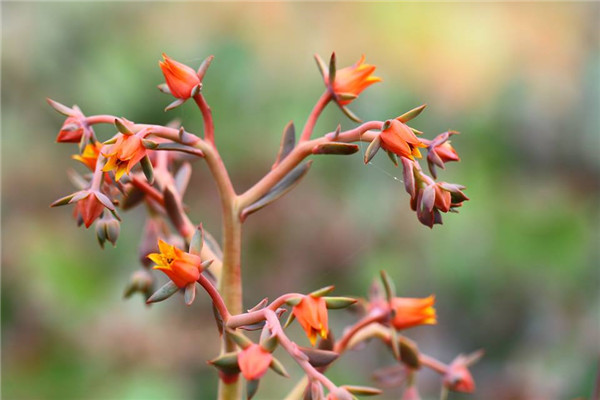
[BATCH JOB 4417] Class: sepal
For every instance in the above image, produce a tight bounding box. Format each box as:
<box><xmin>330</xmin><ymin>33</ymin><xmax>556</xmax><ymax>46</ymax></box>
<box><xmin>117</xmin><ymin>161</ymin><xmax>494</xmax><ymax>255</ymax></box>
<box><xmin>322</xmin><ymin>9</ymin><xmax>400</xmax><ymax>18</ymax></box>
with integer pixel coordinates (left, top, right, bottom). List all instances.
<box><xmin>146</xmin><ymin>280</ymin><xmax>179</xmax><ymax>304</ymax></box>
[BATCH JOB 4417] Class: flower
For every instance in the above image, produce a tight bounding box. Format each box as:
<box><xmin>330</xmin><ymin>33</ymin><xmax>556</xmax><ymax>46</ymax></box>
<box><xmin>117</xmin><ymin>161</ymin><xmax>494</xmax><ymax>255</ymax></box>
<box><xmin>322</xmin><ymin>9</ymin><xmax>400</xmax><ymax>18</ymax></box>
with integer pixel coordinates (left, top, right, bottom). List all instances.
<box><xmin>102</xmin><ymin>134</ymin><xmax>147</xmax><ymax>181</ymax></box>
<box><xmin>56</xmin><ymin>116</ymin><xmax>84</xmax><ymax>143</ymax></box>
<box><xmin>159</xmin><ymin>53</ymin><xmax>201</xmax><ymax>99</ymax></box>
<box><xmin>432</xmin><ymin>141</ymin><xmax>460</xmax><ymax>164</ymax></box>
<box><xmin>390</xmin><ymin>295</ymin><xmax>437</xmax><ymax>330</ymax></box>
<box><xmin>443</xmin><ymin>354</ymin><xmax>476</xmax><ymax>393</ymax></box>
<box><xmin>148</xmin><ymin>239</ymin><xmax>203</xmax><ymax>288</ymax></box>
<box><xmin>292</xmin><ymin>295</ymin><xmax>329</xmax><ymax>346</ymax></box>
<box><xmin>411</xmin><ymin>181</ymin><xmax>469</xmax><ymax>228</ymax></box>
<box><xmin>71</xmin><ymin>190</ymin><xmax>115</xmax><ymax>228</ymax></box>
<box><xmin>325</xmin><ymin>55</ymin><xmax>381</xmax><ymax>105</ymax></box>
<box><xmin>379</xmin><ymin>119</ymin><xmax>426</xmax><ymax>160</ymax></box>
<box><xmin>72</xmin><ymin>142</ymin><xmax>103</xmax><ymax>171</ymax></box>
<box><xmin>237</xmin><ymin>344</ymin><xmax>273</xmax><ymax>381</ymax></box>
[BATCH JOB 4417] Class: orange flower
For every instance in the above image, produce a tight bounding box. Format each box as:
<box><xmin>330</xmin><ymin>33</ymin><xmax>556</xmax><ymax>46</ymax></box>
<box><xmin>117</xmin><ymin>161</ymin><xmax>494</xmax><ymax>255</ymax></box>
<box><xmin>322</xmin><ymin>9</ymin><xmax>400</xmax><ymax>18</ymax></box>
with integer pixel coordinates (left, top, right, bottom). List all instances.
<box><xmin>56</xmin><ymin>116</ymin><xmax>84</xmax><ymax>143</ymax></box>
<box><xmin>379</xmin><ymin>120</ymin><xmax>426</xmax><ymax>160</ymax></box>
<box><xmin>72</xmin><ymin>142</ymin><xmax>103</xmax><ymax>171</ymax></box>
<box><xmin>237</xmin><ymin>344</ymin><xmax>273</xmax><ymax>381</ymax></box>
<box><xmin>433</xmin><ymin>142</ymin><xmax>460</xmax><ymax>163</ymax></box>
<box><xmin>148</xmin><ymin>239</ymin><xmax>203</xmax><ymax>288</ymax></box>
<box><xmin>325</xmin><ymin>55</ymin><xmax>381</xmax><ymax>105</ymax></box>
<box><xmin>102</xmin><ymin>134</ymin><xmax>147</xmax><ymax>181</ymax></box>
<box><xmin>443</xmin><ymin>355</ymin><xmax>476</xmax><ymax>393</ymax></box>
<box><xmin>390</xmin><ymin>295</ymin><xmax>437</xmax><ymax>330</ymax></box>
<box><xmin>70</xmin><ymin>190</ymin><xmax>115</xmax><ymax>228</ymax></box>
<box><xmin>159</xmin><ymin>53</ymin><xmax>201</xmax><ymax>99</ymax></box>
<box><xmin>292</xmin><ymin>295</ymin><xmax>329</xmax><ymax>346</ymax></box>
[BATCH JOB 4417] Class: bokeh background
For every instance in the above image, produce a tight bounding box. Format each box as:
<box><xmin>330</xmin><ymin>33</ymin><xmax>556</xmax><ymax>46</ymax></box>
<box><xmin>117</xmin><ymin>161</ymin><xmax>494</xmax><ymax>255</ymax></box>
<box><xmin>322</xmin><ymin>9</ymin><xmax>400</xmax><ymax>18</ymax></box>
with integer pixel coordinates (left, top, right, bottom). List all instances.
<box><xmin>2</xmin><ymin>2</ymin><xmax>599</xmax><ymax>399</ymax></box>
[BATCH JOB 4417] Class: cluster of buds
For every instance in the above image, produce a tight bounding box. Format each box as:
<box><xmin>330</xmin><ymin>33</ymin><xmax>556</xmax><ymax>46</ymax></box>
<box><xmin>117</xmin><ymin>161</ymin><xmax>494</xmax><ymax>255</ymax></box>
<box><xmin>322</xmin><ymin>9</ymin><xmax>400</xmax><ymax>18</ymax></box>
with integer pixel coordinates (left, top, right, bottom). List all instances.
<box><xmin>48</xmin><ymin>51</ymin><xmax>477</xmax><ymax>399</ymax></box>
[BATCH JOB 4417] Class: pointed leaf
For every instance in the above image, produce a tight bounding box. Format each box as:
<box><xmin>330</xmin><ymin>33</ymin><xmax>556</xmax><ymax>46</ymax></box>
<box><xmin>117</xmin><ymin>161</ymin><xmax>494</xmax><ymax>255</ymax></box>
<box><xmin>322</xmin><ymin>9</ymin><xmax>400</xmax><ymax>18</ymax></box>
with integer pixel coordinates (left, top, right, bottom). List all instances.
<box><xmin>328</xmin><ymin>52</ymin><xmax>337</xmax><ymax>84</ymax></box>
<box><xmin>114</xmin><ymin>118</ymin><xmax>134</xmax><ymax>135</ymax></box>
<box><xmin>140</xmin><ymin>155</ymin><xmax>154</xmax><ymax>184</ymax></box>
<box><xmin>309</xmin><ymin>285</ymin><xmax>335</xmax><ymax>297</ymax></box>
<box><xmin>398</xmin><ymin>336</ymin><xmax>421</xmax><ymax>369</ymax></box>
<box><xmin>142</xmin><ymin>139</ymin><xmax>159</xmax><ymax>149</ymax></box>
<box><xmin>269</xmin><ymin>357</ymin><xmax>289</xmax><ymax>378</ymax></box>
<box><xmin>298</xmin><ymin>347</ymin><xmax>339</xmax><ymax>367</ymax></box>
<box><xmin>323</xmin><ymin>297</ymin><xmax>357</xmax><ymax>309</ymax></box>
<box><xmin>285</xmin><ymin>296</ymin><xmax>302</xmax><ymax>306</ymax></box>
<box><xmin>386</xmin><ymin>150</ymin><xmax>398</xmax><ymax>167</ymax></box>
<box><xmin>246</xmin><ymin>379</ymin><xmax>259</xmax><ymax>400</ymax></box>
<box><xmin>341</xmin><ymin>386</ymin><xmax>383</xmax><ymax>396</ymax></box>
<box><xmin>312</xmin><ymin>142</ymin><xmax>359</xmax><ymax>155</ymax></box>
<box><xmin>340</xmin><ymin>105</ymin><xmax>363</xmax><ymax>123</ymax></box>
<box><xmin>283</xmin><ymin>312</ymin><xmax>296</xmax><ymax>329</ymax></box>
<box><xmin>226</xmin><ymin>329</ymin><xmax>252</xmax><ymax>349</ymax></box>
<box><xmin>209</xmin><ymin>352</ymin><xmax>240</xmax><ymax>375</ymax></box>
<box><xmin>146</xmin><ymin>281</ymin><xmax>179</xmax><ymax>304</ymax></box>
<box><xmin>155</xmin><ymin>142</ymin><xmax>204</xmax><ymax>157</ymax></box>
<box><xmin>184</xmin><ymin>282</ymin><xmax>196</xmax><ymax>305</ymax></box>
<box><xmin>364</xmin><ymin>136</ymin><xmax>381</xmax><ymax>164</ymax></box>
<box><xmin>197</xmin><ymin>55</ymin><xmax>214</xmax><ymax>80</ymax></box>
<box><xmin>165</xmin><ymin>98</ymin><xmax>185</xmax><ymax>112</ymax></box>
<box><xmin>380</xmin><ymin>270</ymin><xmax>396</xmax><ymax>300</ymax></box>
<box><xmin>241</xmin><ymin>161</ymin><xmax>312</xmax><ymax>220</ymax></box>
<box><xmin>397</xmin><ymin>104</ymin><xmax>427</xmax><ymax>123</ymax></box>
<box><xmin>174</xmin><ymin>163</ymin><xmax>192</xmax><ymax>195</ymax></box>
<box><xmin>390</xmin><ymin>327</ymin><xmax>401</xmax><ymax>361</ymax></box>
<box><xmin>332</xmin><ymin>124</ymin><xmax>341</xmax><ymax>140</ymax></box>
<box><xmin>336</xmin><ymin>93</ymin><xmax>358</xmax><ymax>102</ymax></box>
<box><xmin>50</xmin><ymin>193</ymin><xmax>76</xmax><ymax>207</ymax></box>
<box><xmin>189</xmin><ymin>224</ymin><xmax>204</xmax><ymax>256</ymax></box>
<box><xmin>273</xmin><ymin>121</ymin><xmax>296</xmax><ymax>167</ymax></box>
<box><xmin>248</xmin><ymin>298</ymin><xmax>269</xmax><ymax>312</ymax></box>
<box><xmin>314</xmin><ymin>54</ymin><xmax>328</xmax><ymax>78</ymax></box>
<box><xmin>157</xmin><ymin>83</ymin><xmax>171</xmax><ymax>94</ymax></box>
<box><xmin>46</xmin><ymin>98</ymin><xmax>74</xmax><ymax>116</ymax></box>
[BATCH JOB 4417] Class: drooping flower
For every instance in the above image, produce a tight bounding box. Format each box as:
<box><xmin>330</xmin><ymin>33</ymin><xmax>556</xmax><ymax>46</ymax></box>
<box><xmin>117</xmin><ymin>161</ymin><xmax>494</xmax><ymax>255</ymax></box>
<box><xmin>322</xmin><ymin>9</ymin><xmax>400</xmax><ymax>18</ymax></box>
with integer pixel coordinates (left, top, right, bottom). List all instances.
<box><xmin>324</xmin><ymin>55</ymin><xmax>381</xmax><ymax>106</ymax></box>
<box><xmin>292</xmin><ymin>295</ymin><xmax>329</xmax><ymax>346</ymax></box>
<box><xmin>72</xmin><ymin>142</ymin><xmax>103</xmax><ymax>171</ymax></box>
<box><xmin>411</xmin><ymin>181</ymin><xmax>469</xmax><ymax>228</ymax></box>
<box><xmin>237</xmin><ymin>344</ymin><xmax>273</xmax><ymax>381</ymax></box>
<box><xmin>379</xmin><ymin>119</ymin><xmax>426</xmax><ymax>160</ymax></box>
<box><xmin>56</xmin><ymin>116</ymin><xmax>84</xmax><ymax>143</ymax></box>
<box><xmin>390</xmin><ymin>295</ymin><xmax>437</xmax><ymax>330</ymax></box>
<box><xmin>432</xmin><ymin>141</ymin><xmax>460</xmax><ymax>164</ymax></box>
<box><xmin>68</xmin><ymin>189</ymin><xmax>115</xmax><ymax>228</ymax></box>
<box><xmin>102</xmin><ymin>134</ymin><xmax>147</xmax><ymax>181</ymax></box>
<box><xmin>159</xmin><ymin>53</ymin><xmax>201</xmax><ymax>100</ymax></box>
<box><xmin>443</xmin><ymin>354</ymin><xmax>477</xmax><ymax>393</ymax></box>
<box><xmin>148</xmin><ymin>239</ymin><xmax>203</xmax><ymax>288</ymax></box>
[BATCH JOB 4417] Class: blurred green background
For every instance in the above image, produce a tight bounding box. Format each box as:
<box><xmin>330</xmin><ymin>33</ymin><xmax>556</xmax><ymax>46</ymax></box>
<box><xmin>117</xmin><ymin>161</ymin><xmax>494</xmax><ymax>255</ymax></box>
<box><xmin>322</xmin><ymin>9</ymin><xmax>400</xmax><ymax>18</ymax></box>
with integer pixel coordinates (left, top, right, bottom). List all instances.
<box><xmin>2</xmin><ymin>2</ymin><xmax>599</xmax><ymax>399</ymax></box>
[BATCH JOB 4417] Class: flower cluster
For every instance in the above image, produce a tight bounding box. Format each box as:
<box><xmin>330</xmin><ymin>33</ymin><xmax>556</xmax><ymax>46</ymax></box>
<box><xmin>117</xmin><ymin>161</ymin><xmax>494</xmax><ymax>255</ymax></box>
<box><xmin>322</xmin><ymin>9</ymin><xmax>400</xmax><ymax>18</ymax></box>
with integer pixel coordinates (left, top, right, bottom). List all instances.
<box><xmin>48</xmin><ymin>52</ymin><xmax>477</xmax><ymax>400</ymax></box>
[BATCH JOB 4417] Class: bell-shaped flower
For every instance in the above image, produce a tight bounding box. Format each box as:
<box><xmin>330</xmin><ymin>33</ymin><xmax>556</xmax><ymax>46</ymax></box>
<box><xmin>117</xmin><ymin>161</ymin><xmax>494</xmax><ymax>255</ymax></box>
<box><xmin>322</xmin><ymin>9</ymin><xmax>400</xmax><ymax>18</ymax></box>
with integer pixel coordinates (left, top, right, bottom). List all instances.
<box><xmin>148</xmin><ymin>239</ymin><xmax>203</xmax><ymax>288</ymax></box>
<box><xmin>443</xmin><ymin>353</ymin><xmax>477</xmax><ymax>393</ymax></box>
<box><xmin>56</xmin><ymin>116</ymin><xmax>84</xmax><ymax>143</ymax></box>
<box><xmin>390</xmin><ymin>295</ymin><xmax>437</xmax><ymax>330</ymax></box>
<box><xmin>102</xmin><ymin>134</ymin><xmax>147</xmax><ymax>181</ymax></box>
<box><xmin>237</xmin><ymin>344</ymin><xmax>273</xmax><ymax>381</ymax></box>
<box><xmin>159</xmin><ymin>53</ymin><xmax>201</xmax><ymax>100</ymax></box>
<box><xmin>324</xmin><ymin>55</ymin><xmax>381</xmax><ymax>106</ymax></box>
<box><xmin>379</xmin><ymin>120</ymin><xmax>425</xmax><ymax>160</ymax></box>
<box><xmin>292</xmin><ymin>295</ymin><xmax>329</xmax><ymax>346</ymax></box>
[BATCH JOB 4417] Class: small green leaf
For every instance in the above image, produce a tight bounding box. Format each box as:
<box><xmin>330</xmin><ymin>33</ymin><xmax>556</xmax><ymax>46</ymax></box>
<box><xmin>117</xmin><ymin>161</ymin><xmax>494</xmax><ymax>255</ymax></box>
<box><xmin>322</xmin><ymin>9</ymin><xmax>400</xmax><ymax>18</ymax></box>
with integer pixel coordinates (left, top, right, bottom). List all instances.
<box><xmin>269</xmin><ymin>357</ymin><xmax>289</xmax><ymax>378</ymax></box>
<box><xmin>314</xmin><ymin>54</ymin><xmax>328</xmax><ymax>78</ymax></box>
<box><xmin>386</xmin><ymin>150</ymin><xmax>398</xmax><ymax>167</ymax></box>
<box><xmin>397</xmin><ymin>104</ymin><xmax>427</xmax><ymax>123</ymax></box>
<box><xmin>165</xmin><ymin>98</ymin><xmax>185</xmax><ymax>112</ymax></box>
<box><xmin>246</xmin><ymin>379</ymin><xmax>259</xmax><ymax>400</ymax></box>
<box><xmin>312</xmin><ymin>142</ymin><xmax>359</xmax><ymax>155</ymax></box>
<box><xmin>340</xmin><ymin>105</ymin><xmax>363</xmax><ymax>123</ymax></box>
<box><xmin>140</xmin><ymin>155</ymin><xmax>154</xmax><ymax>184</ymax></box>
<box><xmin>226</xmin><ymin>329</ymin><xmax>252</xmax><ymax>349</ymax></box>
<box><xmin>114</xmin><ymin>118</ymin><xmax>134</xmax><ymax>135</ymax></box>
<box><xmin>323</xmin><ymin>297</ymin><xmax>357</xmax><ymax>309</ymax></box>
<box><xmin>298</xmin><ymin>347</ymin><xmax>339</xmax><ymax>367</ymax></box>
<box><xmin>328</xmin><ymin>52</ymin><xmax>337</xmax><ymax>84</ymax></box>
<box><xmin>309</xmin><ymin>285</ymin><xmax>335</xmax><ymax>298</ymax></box>
<box><xmin>184</xmin><ymin>282</ymin><xmax>196</xmax><ymax>305</ymax></box>
<box><xmin>380</xmin><ymin>271</ymin><xmax>396</xmax><ymax>300</ymax></box>
<box><xmin>209</xmin><ymin>352</ymin><xmax>240</xmax><ymax>375</ymax></box>
<box><xmin>241</xmin><ymin>161</ymin><xmax>312</xmax><ymax>220</ymax></box>
<box><xmin>341</xmin><ymin>385</ymin><xmax>383</xmax><ymax>396</ymax></box>
<box><xmin>364</xmin><ymin>136</ymin><xmax>381</xmax><ymax>164</ymax></box>
<box><xmin>146</xmin><ymin>281</ymin><xmax>179</xmax><ymax>304</ymax></box>
<box><xmin>273</xmin><ymin>121</ymin><xmax>296</xmax><ymax>167</ymax></box>
<box><xmin>284</xmin><ymin>297</ymin><xmax>302</xmax><ymax>306</ymax></box>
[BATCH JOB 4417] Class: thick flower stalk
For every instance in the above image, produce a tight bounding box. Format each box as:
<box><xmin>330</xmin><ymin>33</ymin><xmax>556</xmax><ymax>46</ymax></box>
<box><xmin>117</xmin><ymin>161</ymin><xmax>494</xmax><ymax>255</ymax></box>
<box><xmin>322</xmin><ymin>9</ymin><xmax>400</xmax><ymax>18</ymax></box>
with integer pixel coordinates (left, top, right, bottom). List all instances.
<box><xmin>48</xmin><ymin>52</ymin><xmax>476</xmax><ymax>400</ymax></box>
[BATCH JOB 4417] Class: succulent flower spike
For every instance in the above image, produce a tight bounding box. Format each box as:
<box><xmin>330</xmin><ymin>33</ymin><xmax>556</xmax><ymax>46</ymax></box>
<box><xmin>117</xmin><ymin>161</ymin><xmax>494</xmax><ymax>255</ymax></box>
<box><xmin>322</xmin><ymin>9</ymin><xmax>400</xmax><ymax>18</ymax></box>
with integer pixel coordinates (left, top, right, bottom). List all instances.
<box><xmin>102</xmin><ymin>133</ymin><xmax>148</xmax><ymax>181</ymax></box>
<box><xmin>379</xmin><ymin>119</ymin><xmax>426</xmax><ymax>160</ymax></box>
<box><xmin>159</xmin><ymin>53</ymin><xmax>202</xmax><ymax>100</ymax></box>
<box><xmin>148</xmin><ymin>239</ymin><xmax>203</xmax><ymax>288</ymax></box>
<box><xmin>292</xmin><ymin>294</ymin><xmax>329</xmax><ymax>346</ymax></box>
<box><xmin>237</xmin><ymin>343</ymin><xmax>273</xmax><ymax>381</ymax></box>
<box><xmin>390</xmin><ymin>296</ymin><xmax>437</xmax><ymax>330</ymax></box>
<box><xmin>322</xmin><ymin>53</ymin><xmax>381</xmax><ymax>106</ymax></box>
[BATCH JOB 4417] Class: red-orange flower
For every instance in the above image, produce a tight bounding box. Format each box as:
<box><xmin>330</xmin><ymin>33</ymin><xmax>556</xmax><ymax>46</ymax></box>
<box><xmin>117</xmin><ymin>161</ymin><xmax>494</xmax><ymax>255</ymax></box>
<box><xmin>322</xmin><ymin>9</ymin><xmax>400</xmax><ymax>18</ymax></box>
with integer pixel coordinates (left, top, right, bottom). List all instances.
<box><xmin>443</xmin><ymin>354</ymin><xmax>476</xmax><ymax>393</ymax></box>
<box><xmin>102</xmin><ymin>134</ymin><xmax>147</xmax><ymax>181</ymax></box>
<box><xmin>292</xmin><ymin>295</ymin><xmax>329</xmax><ymax>346</ymax></box>
<box><xmin>237</xmin><ymin>344</ymin><xmax>273</xmax><ymax>381</ymax></box>
<box><xmin>56</xmin><ymin>116</ymin><xmax>84</xmax><ymax>143</ymax></box>
<box><xmin>70</xmin><ymin>190</ymin><xmax>115</xmax><ymax>228</ymax></box>
<box><xmin>72</xmin><ymin>142</ymin><xmax>103</xmax><ymax>171</ymax></box>
<box><xmin>159</xmin><ymin>53</ymin><xmax>201</xmax><ymax>99</ymax></box>
<box><xmin>433</xmin><ymin>142</ymin><xmax>460</xmax><ymax>163</ymax></box>
<box><xmin>390</xmin><ymin>295</ymin><xmax>437</xmax><ymax>330</ymax></box>
<box><xmin>325</xmin><ymin>55</ymin><xmax>381</xmax><ymax>105</ymax></box>
<box><xmin>379</xmin><ymin>120</ymin><xmax>426</xmax><ymax>160</ymax></box>
<box><xmin>148</xmin><ymin>239</ymin><xmax>203</xmax><ymax>288</ymax></box>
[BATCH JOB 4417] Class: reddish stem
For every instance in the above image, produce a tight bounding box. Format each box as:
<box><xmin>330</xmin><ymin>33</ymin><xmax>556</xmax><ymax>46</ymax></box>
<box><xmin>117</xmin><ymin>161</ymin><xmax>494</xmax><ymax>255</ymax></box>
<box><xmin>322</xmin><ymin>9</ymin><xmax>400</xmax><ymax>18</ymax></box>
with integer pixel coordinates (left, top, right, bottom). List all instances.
<box><xmin>197</xmin><ymin>273</ymin><xmax>231</xmax><ymax>321</ymax></box>
<box><xmin>193</xmin><ymin>93</ymin><xmax>215</xmax><ymax>145</ymax></box>
<box><xmin>300</xmin><ymin>91</ymin><xmax>332</xmax><ymax>142</ymax></box>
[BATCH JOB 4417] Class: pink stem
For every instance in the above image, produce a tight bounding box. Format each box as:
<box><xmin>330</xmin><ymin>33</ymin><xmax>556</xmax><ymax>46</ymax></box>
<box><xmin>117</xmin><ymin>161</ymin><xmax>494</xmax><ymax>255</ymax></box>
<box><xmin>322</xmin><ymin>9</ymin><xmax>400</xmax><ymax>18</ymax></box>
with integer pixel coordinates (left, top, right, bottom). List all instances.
<box><xmin>419</xmin><ymin>354</ymin><xmax>448</xmax><ymax>375</ymax></box>
<box><xmin>197</xmin><ymin>273</ymin><xmax>231</xmax><ymax>321</ymax></box>
<box><xmin>193</xmin><ymin>93</ymin><xmax>215</xmax><ymax>145</ymax></box>
<box><xmin>300</xmin><ymin>91</ymin><xmax>332</xmax><ymax>142</ymax></box>
<box><xmin>265</xmin><ymin>309</ymin><xmax>338</xmax><ymax>392</ymax></box>
<box><xmin>334</xmin><ymin>309</ymin><xmax>387</xmax><ymax>353</ymax></box>
<box><xmin>225</xmin><ymin>293</ymin><xmax>303</xmax><ymax>329</ymax></box>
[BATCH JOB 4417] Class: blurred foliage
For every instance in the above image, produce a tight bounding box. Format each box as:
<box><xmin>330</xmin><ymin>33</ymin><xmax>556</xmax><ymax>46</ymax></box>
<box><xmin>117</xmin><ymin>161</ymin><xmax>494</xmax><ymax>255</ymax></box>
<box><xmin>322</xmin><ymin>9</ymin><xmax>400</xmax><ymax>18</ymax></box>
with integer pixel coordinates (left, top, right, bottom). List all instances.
<box><xmin>2</xmin><ymin>2</ymin><xmax>599</xmax><ymax>400</ymax></box>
